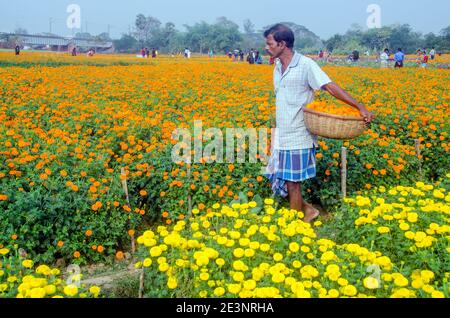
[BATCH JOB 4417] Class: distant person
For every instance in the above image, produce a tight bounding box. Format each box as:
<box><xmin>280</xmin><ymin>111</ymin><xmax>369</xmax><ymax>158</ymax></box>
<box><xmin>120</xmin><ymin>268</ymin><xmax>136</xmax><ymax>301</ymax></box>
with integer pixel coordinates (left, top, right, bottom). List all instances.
<box><xmin>247</xmin><ymin>49</ymin><xmax>255</xmax><ymax>64</ymax></box>
<box><xmin>430</xmin><ymin>47</ymin><xmax>436</xmax><ymax>60</ymax></box>
<box><xmin>380</xmin><ymin>49</ymin><xmax>389</xmax><ymax>68</ymax></box>
<box><xmin>72</xmin><ymin>47</ymin><xmax>77</xmax><ymax>56</ymax></box>
<box><xmin>255</xmin><ymin>51</ymin><xmax>263</xmax><ymax>64</ymax></box>
<box><xmin>152</xmin><ymin>48</ymin><xmax>157</xmax><ymax>58</ymax></box>
<box><xmin>15</xmin><ymin>45</ymin><xmax>20</xmax><ymax>55</ymax></box>
<box><xmin>352</xmin><ymin>50</ymin><xmax>359</xmax><ymax>62</ymax></box>
<box><xmin>318</xmin><ymin>49</ymin><xmax>324</xmax><ymax>61</ymax></box>
<box><xmin>239</xmin><ymin>50</ymin><xmax>244</xmax><ymax>61</ymax></box>
<box><xmin>394</xmin><ymin>48</ymin><xmax>405</xmax><ymax>68</ymax></box>
<box><xmin>416</xmin><ymin>49</ymin><xmax>424</xmax><ymax>66</ymax></box>
<box><xmin>422</xmin><ymin>53</ymin><xmax>429</xmax><ymax>68</ymax></box>
<box><xmin>269</xmin><ymin>56</ymin><xmax>275</xmax><ymax>65</ymax></box>
<box><xmin>208</xmin><ymin>49</ymin><xmax>214</xmax><ymax>58</ymax></box>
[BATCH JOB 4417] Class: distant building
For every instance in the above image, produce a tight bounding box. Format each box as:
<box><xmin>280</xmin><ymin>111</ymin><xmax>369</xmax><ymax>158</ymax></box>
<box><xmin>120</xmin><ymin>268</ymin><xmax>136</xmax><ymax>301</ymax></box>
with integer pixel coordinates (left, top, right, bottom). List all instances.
<box><xmin>0</xmin><ymin>32</ymin><xmax>114</xmax><ymax>53</ymax></box>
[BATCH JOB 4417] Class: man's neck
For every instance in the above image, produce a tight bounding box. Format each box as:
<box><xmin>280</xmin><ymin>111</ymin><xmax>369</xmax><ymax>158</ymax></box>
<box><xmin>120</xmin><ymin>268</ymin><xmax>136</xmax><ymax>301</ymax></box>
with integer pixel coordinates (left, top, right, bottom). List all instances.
<box><xmin>279</xmin><ymin>49</ymin><xmax>295</xmax><ymax>72</ymax></box>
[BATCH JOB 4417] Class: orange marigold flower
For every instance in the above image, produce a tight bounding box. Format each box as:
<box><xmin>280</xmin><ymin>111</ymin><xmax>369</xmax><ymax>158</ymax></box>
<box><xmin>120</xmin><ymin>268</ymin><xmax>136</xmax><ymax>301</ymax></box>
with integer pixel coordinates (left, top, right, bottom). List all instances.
<box><xmin>116</xmin><ymin>251</ymin><xmax>124</xmax><ymax>260</ymax></box>
<box><xmin>73</xmin><ymin>251</ymin><xmax>81</xmax><ymax>258</ymax></box>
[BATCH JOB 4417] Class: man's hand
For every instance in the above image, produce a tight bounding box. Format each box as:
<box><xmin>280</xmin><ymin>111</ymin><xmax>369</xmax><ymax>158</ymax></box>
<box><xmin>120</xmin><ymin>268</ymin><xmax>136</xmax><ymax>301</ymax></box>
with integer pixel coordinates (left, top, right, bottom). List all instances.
<box><xmin>358</xmin><ymin>106</ymin><xmax>375</xmax><ymax>126</ymax></box>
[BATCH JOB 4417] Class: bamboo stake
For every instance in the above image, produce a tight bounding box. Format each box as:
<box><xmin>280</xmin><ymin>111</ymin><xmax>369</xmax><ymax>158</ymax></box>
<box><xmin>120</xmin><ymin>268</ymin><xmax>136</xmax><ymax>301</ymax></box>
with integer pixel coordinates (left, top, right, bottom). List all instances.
<box><xmin>414</xmin><ymin>139</ymin><xmax>423</xmax><ymax>179</ymax></box>
<box><xmin>138</xmin><ymin>268</ymin><xmax>145</xmax><ymax>298</ymax></box>
<box><xmin>341</xmin><ymin>147</ymin><xmax>347</xmax><ymax>199</ymax></box>
<box><xmin>187</xmin><ymin>163</ymin><xmax>192</xmax><ymax>217</ymax></box>
<box><xmin>121</xmin><ymin>168</ymin><xmax>135</xmax><ymax>253</ymax></box>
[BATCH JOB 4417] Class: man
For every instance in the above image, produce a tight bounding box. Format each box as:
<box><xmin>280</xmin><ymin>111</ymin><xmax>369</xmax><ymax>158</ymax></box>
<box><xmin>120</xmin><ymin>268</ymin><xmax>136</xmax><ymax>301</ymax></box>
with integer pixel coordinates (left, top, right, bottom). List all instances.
<box><xmin>264</xmin><ymin>24</ymin><xmax>374</xmax><ymax>223</ymax></box>
<box><xmin>380</xmin><ymin>49</ymin><xmax>389</xmax><ymax>68</ymax></box>
<box><xmin>394</xmin><ymin>48</ymin><xmax>405</xmax><ymax>68</ymax></box>
<box><xmin>430</xmin><ymin>47</ymin><xmax>436</xmax><ymax>60</ymax></box>
<box><xmin>15</xmin><ymin>45</ymin><xmax>20</xmax><ymax>56</ymax></box>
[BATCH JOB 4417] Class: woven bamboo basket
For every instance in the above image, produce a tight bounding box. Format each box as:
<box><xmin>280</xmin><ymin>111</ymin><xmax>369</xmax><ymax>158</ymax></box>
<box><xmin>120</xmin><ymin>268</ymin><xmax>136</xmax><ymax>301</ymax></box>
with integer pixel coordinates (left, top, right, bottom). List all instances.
<box><xmin>304</xmin><ymin>107</ymin><xmax>366</xmax><ymax>140</ymax></box>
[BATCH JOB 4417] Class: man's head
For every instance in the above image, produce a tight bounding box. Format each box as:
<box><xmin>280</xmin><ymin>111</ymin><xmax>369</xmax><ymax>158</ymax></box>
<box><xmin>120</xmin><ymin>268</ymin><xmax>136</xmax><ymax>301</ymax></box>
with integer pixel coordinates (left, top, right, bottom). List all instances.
<box><xmin>264</xmin><ymin>24</ymin><xmax>295</xmax><ymax>58</ymax></box>
<box><xmin>398</xmin><ymin>48</ymin><xmax>402</xmax><ymax>52</ymax></box>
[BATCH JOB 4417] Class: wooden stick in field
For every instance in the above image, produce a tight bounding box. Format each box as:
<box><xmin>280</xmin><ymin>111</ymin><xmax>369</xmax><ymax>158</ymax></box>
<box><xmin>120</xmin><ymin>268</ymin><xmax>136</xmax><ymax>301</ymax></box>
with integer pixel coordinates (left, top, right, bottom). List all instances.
<box><xmin>341</xmin><ymin>147</ymin><xmax>347</xmax><ymax>199</ymax></box>
<box><xmin>414</xmin><ymin>139</ymin><xmax>423</xmax><ymax>179</ymax></box>
<box><xmin>121</xmin><ymin>167</ymin><xmax>135</xmax><ymax>253</ymax></box>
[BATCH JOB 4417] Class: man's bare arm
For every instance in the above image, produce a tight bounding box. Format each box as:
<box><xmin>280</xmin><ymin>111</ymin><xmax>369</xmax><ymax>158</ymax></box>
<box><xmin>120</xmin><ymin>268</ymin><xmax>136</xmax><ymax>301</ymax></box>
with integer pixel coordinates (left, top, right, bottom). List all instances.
<box><xmin>322</xmin><ymin>82</ymin><xmax>375</xmax><ymax>124</ymax></box>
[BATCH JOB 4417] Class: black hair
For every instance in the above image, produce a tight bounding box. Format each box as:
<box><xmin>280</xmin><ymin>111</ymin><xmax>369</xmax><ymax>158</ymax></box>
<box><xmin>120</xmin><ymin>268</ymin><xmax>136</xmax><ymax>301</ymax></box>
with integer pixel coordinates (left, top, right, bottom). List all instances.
<box><xmin>264</xmin><ymin>24</ymin><xmax>295</xmax><ymax>49</ymax></box>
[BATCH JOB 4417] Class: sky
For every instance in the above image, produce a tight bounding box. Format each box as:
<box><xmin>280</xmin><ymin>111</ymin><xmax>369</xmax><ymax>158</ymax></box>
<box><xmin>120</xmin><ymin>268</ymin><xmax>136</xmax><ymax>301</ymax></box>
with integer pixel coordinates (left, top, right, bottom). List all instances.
<box><xmin>1</xmin><ymin>0</ymin><xmax>449</xmax><ymax>39</ymax></box>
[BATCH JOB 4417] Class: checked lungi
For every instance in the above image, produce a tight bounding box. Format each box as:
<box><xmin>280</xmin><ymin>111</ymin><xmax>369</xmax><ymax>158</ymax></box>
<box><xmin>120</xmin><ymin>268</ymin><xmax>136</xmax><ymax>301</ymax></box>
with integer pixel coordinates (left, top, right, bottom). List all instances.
<box><xmin>264</xmin><ymin>148</ymin><xmax>317</xmax><ymax>198</ymax></box>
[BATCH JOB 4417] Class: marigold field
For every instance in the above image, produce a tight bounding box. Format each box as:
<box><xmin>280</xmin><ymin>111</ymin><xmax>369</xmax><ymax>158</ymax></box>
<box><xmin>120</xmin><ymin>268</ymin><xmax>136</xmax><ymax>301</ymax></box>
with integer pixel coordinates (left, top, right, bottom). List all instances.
<box><xmin>0</xmin><ymin>52</ymin><xmax>449</xmax><ymax>298</ymax></box>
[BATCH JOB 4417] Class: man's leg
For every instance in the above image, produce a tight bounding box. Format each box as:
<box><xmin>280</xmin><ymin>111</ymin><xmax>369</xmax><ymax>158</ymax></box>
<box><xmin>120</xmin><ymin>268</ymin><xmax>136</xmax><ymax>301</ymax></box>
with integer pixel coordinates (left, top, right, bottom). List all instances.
<box><xmin>286</xmin><ymin>182</ymin><xmax>320</xmax><ymax>223</ymax></box>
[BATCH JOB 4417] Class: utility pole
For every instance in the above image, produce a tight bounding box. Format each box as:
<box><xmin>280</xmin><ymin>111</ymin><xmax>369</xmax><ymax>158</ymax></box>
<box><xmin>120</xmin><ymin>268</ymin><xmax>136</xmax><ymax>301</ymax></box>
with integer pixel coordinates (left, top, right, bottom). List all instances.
<box><xmin>49</xmin><ymin>18</ymin><xmax>54</xmax><ymax>34</ymax></box>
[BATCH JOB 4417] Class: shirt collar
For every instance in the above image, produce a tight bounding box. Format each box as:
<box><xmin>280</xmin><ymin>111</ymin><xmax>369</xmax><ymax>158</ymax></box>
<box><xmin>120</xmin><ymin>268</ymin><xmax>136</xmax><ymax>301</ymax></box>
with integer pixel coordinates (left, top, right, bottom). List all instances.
<box><xmin>276</xmin><ymin>51</ymin><xmax>301</xmax><ymax>72</ymax></box>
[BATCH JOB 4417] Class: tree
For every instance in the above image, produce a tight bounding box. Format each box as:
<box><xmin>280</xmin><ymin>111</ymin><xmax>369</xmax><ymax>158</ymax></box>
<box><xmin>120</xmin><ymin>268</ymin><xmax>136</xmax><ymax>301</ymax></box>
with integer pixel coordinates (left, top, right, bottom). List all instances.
<box><xmin>93</xmin><ymin>32</ymin><xmax>112</xmax><ymax>43</ymax></box>
<box><xmin>134</xmin><ymin>14</ymin><xmax>149</xmax><ymax>45</ymax></box>
<box><xmin>243</xmin><ymin>19</ymin><xmax>255</xmax><ymax>35</ymax></box>
<box><xmin>14</xmin><ymin>27</ymin><xmax>28</xmax><ymax>35</ymax></box>
<box><xmin>75</xmin><ymin>32</ymin><xmax>93</xmax><ymax>39</ymax></box>
<box><xmin>113</xmin><ymin>34</ymin><xmax>138</xmax><ymax>53</ymax></box>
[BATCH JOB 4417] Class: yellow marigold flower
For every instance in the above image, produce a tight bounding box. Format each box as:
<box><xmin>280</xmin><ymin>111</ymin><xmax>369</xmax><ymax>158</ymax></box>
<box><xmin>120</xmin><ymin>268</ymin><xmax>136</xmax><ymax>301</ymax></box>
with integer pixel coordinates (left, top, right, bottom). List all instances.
<box><xmin>0</xmin><ymin>248</ymin><xmax>10</xmax><ymax>255</ymax></box>
<box><xmin>233</xmin><ymin>248</ymin><xmax>244</xmax><ymax>258</ymax></box>
<box><xmin>89</xmin><ymin>286</ymin><xmax>101</xmax><ymax>297</ymax></box>
<box><xmin>44</xmin><ymin>285</ymin><xmax>56</xmax><ymax>295</ymax></box>
<box><xmin>233</xmin><ymin>272</ymin><xmax>244</xmax><ymax>282</ymax></box>
<box><xmin>150</xmin><ymin>246</ymin><xmax>162</xmax><ymax>257</ymax></box>
<box><xmin>243</xmin><ymin>280</ymin><xmax>257</xmax><ymax>290</ymax></box>
<box><xmin>22</xmin><ymin>260</ymin><xmax>34</xmax><ymax>269</ymax></box>
<box><xmin>394</xmin><ymin>276</ymin><xmax>409</xmax><ymax>287</ymax></box>
<box><xmin>29</xmin><ymin>288</ymin><xmax>46</xmax><ymax>298</ymax></box>
<box><xmin>63</xmin><ymin>284</ymin><xmax>78</xmax><ymax>297</ymax></box>
<box><xmin>200</xmin><ymin>273</ymin><xmax>210</xmax><ymax>281</ymax></box>
<box><xmin>167</xmin><ymin>277</ymin><xmax>178</xmax><ymax>289</ymax></box>
<box><xmin>216</xmin><ymin>258</ymin><xmax>225</xmax><ymax>267</ymax></box>
<box><xmin>271</xmin><ymin>272</ymin><xmax>285</xmax><ymax>283</ymax></box>
<box><xmin>244</xmin><ymin>249</ymin><xmax>255</xmax><ymax>258</ymax></box>
<box><xmin>292</xmin><ymin>261</ymin><xmax>302</xmax><ymax>269</ymax></box>
<box><xmin>363</xmin><ymin>277</ymin><xmax>380</xmax><ymax>290</ymax></box>
<box><xmin>143</xmin><ymin>258</ymin><xmax>152</xmax><ymax>267</ymax></box>
<box><xmin>273</xmin><ymin>253</ymin><xmax>283</xmax><ymax>262</ymax></box>
<box><xmin>227</xmin><ymin>284</ymin><xmax>241</xmax><ymax>295</ymax></box>
<box><xmin>377</xmin><ymin>227</ymin><xmax>390</xmax><ymax>234</ymax></box>
<box><xmin>431</xmin><ymin>291</ymin><xmax>445</xmax><ymax>298</ymax></box>
<box><xmin>342</xmin><ymin>285</ymin><xmax>357</xmax><ymax>297</ymax></box>
<box><xmin>399</xmin><ymin>223</ymin><xmax>410</xmax><ymax>231</ymax></box>
<box><xmin>289</xmin><ymin>242</ymin><xmax>300</xmax><ymax>253</ymax></box>
<box><xmin>214</xmin><ymin>287</ymin><xmax>225</xmax><ymax>297</ymax></box>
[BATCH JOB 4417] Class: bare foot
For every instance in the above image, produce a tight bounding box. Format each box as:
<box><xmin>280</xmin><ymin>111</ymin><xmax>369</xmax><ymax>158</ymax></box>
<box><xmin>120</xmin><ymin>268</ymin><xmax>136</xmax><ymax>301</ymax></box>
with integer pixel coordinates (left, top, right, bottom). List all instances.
<box><xmin>303</xmin><ymin>203</ymin><xmax>320</xmax><ymax>223</ymax></box>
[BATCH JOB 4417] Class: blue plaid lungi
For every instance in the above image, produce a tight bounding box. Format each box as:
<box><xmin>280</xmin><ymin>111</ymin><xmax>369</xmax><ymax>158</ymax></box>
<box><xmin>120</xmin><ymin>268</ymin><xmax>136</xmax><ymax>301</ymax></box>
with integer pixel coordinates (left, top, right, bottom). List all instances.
<box><xmin>264</xmin><ymin>148</ymin><xmax>317</xmax><ymax>198</ymax></box>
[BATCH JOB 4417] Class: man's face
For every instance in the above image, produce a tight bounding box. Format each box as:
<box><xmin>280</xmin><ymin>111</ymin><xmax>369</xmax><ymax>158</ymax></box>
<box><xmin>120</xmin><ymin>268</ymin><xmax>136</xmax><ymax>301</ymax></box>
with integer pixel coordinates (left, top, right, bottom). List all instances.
<box><xmin>265</xmin><ymin>34</ymin><xmax>283</xmax><ymax>58</ymax></box>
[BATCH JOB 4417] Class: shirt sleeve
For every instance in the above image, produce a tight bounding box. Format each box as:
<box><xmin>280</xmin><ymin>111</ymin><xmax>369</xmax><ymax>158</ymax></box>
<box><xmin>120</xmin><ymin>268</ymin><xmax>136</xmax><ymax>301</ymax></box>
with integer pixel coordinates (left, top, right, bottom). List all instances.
<box><xmin>307</xmin><ymin>59</ymin><xmax>332</xmax><ymax>91</ymax></box>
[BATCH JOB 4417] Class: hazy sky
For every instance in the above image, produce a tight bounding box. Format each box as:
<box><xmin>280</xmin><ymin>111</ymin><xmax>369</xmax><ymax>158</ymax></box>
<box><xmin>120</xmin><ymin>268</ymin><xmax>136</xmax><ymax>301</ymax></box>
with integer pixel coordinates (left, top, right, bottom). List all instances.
<box><xmin>1</xmin><ymin>0</ymin><xmax>449</xmax><ymax>39</ymax></box>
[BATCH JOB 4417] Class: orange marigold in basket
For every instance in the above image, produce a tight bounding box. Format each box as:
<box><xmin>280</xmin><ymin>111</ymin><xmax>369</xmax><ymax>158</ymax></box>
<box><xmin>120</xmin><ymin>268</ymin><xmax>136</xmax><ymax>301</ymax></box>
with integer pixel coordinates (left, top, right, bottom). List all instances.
<box><xmin>306</xmin><ymin>101</ymin><xmax>361</xmax><ymax>117</ymax></box>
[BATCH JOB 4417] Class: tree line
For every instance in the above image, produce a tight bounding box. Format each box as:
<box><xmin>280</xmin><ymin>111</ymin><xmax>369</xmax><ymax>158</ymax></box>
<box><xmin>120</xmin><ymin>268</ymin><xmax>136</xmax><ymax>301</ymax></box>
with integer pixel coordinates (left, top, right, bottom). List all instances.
<box><xmin>112</xmin><ymin>15</ymin><xmax>450</xmax><ymax>55</ymax></box>
<box><xmin>12</xmin><ymin>15</ymin><xmax>449</xmax><ymax>55</ymax></box>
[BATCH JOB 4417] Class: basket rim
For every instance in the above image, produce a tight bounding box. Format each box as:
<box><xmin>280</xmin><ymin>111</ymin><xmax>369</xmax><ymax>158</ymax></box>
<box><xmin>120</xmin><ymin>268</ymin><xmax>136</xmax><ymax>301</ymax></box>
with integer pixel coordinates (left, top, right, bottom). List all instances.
<box><xmin>304</xmin><ymin>107</ymin><xmax>365</xmax><ymax>122</ymax></box>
